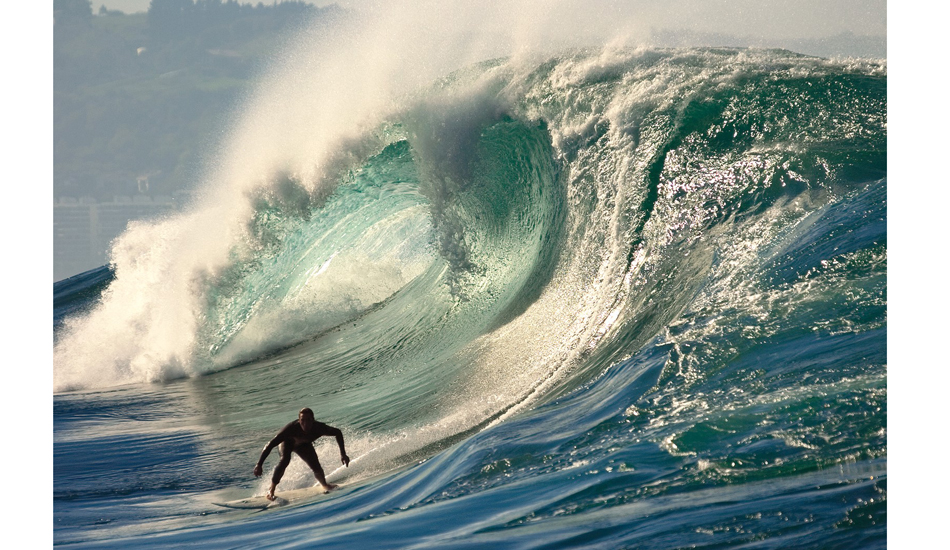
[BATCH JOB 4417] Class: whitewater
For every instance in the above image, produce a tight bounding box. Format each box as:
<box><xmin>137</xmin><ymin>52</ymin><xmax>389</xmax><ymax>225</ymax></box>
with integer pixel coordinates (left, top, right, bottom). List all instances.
<box><xmin>53</xmin><ymin>2</ymin><xmax>886</xmax><ymax>548</ymax></box>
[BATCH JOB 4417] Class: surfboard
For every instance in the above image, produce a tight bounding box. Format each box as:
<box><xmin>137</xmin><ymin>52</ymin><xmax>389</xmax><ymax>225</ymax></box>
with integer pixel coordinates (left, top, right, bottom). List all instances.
<box><xmin>213</xmin><ymin>484</ymin><xmax>337</xmax><ymax>510</ymax></box>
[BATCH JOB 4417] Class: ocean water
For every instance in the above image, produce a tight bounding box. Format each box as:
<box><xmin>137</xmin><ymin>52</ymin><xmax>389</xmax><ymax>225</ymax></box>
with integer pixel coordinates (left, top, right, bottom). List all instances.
<box><xmin>53</xmin><ymin>27</ymin><xmax>886</xmax><ymax>549</ymax></box>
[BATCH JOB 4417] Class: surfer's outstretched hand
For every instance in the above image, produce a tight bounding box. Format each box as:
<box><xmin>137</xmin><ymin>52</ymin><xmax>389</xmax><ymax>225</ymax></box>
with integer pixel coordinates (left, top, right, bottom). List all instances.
<box><xmin>341</xmin><ymin>453</ymin><xmax>350</xmax><ymax>467</ymax></box>
<box><xmin>253</xmin><ymin>465</ymin><xmax>263</xmax><ymax>477</ymax></box>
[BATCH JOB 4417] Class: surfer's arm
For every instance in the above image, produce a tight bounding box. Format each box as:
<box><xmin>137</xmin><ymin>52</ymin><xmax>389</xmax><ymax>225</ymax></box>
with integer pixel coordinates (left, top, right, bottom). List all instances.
<box><xmin>326</xmin><ymin>425</ymin><xmax>350</xmax><ymax>466</ymax></box>
<box><xmin>253</xmin><ymin>440</ymin><xmax>277</xmax><ymax>476</ymax></box>
<box><xmin>257</xmin><ymin>439</ymin><xmax>278</xmax><ymax>466</ymax></box>
<box><xmin>254</xmin><ymin>427</ymin><xmax>290</xmax><ymax>475</ymax></box>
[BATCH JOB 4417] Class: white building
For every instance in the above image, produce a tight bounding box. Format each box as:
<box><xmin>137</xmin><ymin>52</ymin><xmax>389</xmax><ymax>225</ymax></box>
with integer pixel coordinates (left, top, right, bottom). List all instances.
<box><xmin>54</xmin><ymin>195</ymin><xmax>177</xmax><ymax>281</ymax></box>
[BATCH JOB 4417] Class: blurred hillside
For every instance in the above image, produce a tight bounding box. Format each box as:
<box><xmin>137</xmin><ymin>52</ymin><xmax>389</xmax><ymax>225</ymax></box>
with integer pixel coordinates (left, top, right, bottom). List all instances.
<box><xmin>54</xmin><ymin>0</ymin><xmax>343</xmax><ymax>201</ymax></box>
<box><xmin>53</xmin><ymin>0</ymin><xmax>343</xmax><ymax>280</ymax></box>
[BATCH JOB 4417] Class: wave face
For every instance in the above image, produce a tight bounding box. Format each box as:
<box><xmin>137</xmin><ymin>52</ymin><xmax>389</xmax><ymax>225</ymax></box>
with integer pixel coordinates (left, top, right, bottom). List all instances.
<box><xmin>53</xmin><ymin>44</ymin><xmax>886</xmax><ymax>548</ymax></box>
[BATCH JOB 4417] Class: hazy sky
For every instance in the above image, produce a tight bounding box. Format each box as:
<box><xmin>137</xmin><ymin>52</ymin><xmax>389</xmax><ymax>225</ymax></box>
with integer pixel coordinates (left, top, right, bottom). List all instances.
<box><xmin>97</xmin><ymin>0</ymin><xmax>886</xmax><ymax>39</ymax></box>
<box><xmin>96</xmin><ymin>0</ymin><xmax>333</xmax><ymax>14</ymax></box>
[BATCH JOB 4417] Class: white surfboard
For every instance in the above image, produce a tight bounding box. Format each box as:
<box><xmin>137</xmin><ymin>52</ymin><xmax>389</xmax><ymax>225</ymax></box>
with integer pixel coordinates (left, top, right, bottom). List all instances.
<box><xmin>213</xmin><ymin>485</ymin><xmax>337</xmax><ymax>510</ymax></box>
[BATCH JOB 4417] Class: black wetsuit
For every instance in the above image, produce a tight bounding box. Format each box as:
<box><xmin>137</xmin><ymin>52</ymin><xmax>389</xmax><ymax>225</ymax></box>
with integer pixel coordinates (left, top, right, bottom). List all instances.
<box><xmin>257</xmin><ymin>420</ymin><xmax>345</xmax><ymax>484</ymax></box>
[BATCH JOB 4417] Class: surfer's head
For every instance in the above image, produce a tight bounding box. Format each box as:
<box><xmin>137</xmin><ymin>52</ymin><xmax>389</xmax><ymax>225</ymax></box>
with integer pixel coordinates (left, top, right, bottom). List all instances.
<box><xmin>299</xmin><ymin>407</ymin><xmax>315</xmax><ymax>430</ymax></box>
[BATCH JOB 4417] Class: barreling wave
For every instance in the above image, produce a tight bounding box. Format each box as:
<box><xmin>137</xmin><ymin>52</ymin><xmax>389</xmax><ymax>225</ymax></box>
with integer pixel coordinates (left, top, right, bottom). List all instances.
<box><xmin>53</xmin><ymin>47</ymin><xmax>884</xmax><ymax>483</ymax></box>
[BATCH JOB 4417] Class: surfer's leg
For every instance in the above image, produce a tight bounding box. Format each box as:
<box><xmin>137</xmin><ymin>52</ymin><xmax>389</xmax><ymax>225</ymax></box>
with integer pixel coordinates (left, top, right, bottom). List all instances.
<box><xmin>268</xmin><ymin>442</ymin><xmax>294</xmax><ymax>500</ymax></box>
<box><xmin>296</xmin><ymin>444</ymin><xmax>336</xmax><ymax>492</ymax></box>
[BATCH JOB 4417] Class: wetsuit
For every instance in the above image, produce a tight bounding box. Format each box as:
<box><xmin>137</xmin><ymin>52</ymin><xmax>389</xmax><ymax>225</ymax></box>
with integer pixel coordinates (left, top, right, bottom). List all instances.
<box><xmin>256</xmin><ymin>419</ymin><xmax>346</xmax><ymax>484</ymax></box>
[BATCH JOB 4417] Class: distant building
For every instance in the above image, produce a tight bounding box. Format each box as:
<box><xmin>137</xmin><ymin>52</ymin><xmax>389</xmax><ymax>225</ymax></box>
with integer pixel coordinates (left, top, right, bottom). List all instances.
<box><xmin>54</xmin><ymin>195</ymin><xmax>177</xmax><ymax>281</ymax></box>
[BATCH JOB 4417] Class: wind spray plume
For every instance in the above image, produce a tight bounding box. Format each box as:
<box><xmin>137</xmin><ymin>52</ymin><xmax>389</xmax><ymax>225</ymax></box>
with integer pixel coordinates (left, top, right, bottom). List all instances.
<box><xmin>51</xmin><ymin>0</ymin><xmax>567</xmax><ymax>391</ymax></box>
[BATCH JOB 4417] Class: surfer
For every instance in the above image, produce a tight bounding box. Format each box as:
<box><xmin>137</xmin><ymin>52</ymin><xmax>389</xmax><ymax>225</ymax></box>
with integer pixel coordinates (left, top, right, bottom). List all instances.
<box><xmin>253</xmin><ymin>407</ymin><xmax>350</xmax><ymax>501</ymax></box>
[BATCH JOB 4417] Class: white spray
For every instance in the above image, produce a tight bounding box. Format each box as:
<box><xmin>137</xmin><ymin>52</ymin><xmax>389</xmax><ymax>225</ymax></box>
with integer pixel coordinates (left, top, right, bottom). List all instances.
<box><xmin>53</xmin><ymin>0</ymin><xmax>879</xmax><ymax>393</ymax></box>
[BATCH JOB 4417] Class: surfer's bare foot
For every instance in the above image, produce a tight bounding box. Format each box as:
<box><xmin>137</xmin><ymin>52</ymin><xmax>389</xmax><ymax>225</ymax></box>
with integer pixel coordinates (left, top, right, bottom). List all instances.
<box><xmin>265</xmin><ymin>490</ymin><xmax>276</xmax><ymax>501</ymax></box>
<box><xmin>320</xmin><ymin>483</ymin><xmax>337</xmax><ymax>493</ymax></box>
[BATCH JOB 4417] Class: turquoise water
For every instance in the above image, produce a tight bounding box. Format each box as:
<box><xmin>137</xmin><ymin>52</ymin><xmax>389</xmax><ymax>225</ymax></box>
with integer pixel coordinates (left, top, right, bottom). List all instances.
<box><xmin>54</xmin><ymin>47</ymin><xmax>886</xmax><ymax>548</ymax></box>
